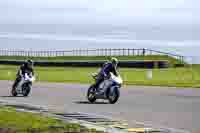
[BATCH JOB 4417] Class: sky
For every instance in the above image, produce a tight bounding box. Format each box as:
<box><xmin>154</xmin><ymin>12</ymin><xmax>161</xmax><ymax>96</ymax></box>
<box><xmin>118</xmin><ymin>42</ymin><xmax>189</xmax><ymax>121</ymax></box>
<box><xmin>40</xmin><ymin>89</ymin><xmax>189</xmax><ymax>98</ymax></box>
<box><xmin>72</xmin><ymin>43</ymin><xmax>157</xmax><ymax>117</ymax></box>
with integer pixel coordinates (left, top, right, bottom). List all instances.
<box><xmin>0</xmin><ymin>0</ymin><xmax>198</xmax><ymax>62</ymax></box>
<box><xmin>0</xmin><ymin>0</ymin><xmax>197</xmax><ymax>24</ymax></box>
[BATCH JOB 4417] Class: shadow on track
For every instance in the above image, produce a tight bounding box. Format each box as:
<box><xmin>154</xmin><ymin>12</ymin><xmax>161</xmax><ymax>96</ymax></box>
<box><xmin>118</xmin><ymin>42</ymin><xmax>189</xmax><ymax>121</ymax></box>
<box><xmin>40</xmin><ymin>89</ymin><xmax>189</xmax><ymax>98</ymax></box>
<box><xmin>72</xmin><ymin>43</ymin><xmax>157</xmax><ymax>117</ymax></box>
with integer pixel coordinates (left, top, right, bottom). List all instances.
<box><xmin>0</xmin><ymin>95</ymin><xmax>25</xmax><ymax>98</ymax></box>
<box><xmin>75</xmin><ymin>101</ymin><xmax>109</xmax><ymax>104</ymax></box>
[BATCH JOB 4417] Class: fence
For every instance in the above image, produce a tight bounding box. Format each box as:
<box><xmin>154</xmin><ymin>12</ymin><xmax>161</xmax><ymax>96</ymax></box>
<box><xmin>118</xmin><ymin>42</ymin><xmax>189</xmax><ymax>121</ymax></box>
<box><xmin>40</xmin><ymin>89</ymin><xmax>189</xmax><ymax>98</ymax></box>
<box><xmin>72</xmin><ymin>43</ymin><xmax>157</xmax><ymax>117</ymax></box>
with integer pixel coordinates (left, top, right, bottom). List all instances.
<box><xmin>0</xmin><ymin>48</ymin><xmax>185</xmax><ymax>62</ymax></box>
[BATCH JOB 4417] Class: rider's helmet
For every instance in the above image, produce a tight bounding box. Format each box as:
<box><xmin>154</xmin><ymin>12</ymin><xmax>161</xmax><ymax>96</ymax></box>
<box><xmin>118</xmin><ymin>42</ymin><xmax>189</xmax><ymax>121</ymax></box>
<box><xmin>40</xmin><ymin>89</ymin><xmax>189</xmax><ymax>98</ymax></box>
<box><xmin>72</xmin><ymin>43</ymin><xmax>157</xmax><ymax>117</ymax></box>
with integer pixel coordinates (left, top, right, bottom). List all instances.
<box><xmin>26</xmin><ymin>59</ymin><xmax>34</xmax><ymax>68</ymax></box>
<box><xmin>110</xmin><ymin>57</ymin><xmax>118</xmax><ymax>67</ymax></box>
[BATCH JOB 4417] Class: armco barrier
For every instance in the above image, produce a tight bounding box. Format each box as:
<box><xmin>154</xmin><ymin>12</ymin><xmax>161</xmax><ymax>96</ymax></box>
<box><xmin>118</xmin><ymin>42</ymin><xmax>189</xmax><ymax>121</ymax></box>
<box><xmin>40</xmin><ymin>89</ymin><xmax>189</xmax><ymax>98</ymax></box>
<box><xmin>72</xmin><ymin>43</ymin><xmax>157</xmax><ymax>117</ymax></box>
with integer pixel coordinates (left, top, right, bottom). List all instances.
<box><xmin>0</xmin><ymin>60</ymin><xmax>169</xmax><ymax>68</ymax></box>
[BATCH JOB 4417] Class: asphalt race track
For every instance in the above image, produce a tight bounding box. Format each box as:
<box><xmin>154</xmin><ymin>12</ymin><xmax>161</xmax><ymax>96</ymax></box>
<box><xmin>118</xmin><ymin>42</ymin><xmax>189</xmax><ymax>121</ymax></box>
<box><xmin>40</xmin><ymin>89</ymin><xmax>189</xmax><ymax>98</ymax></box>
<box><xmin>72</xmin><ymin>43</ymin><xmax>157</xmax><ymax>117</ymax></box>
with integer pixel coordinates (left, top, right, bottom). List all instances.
<box><xmin>0</xmin><ymin>80</ymin><xmax>200</xmax><ymax>133</ymax></box>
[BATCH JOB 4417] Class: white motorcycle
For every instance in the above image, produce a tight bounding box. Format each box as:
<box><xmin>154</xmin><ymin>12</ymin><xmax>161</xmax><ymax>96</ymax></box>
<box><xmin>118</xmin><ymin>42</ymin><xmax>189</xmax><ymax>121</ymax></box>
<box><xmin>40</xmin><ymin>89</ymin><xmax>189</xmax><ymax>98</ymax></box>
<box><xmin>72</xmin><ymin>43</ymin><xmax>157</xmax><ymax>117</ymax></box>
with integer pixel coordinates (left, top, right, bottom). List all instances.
<box><xmin>11</xmin><ymin>73</ymin><xmax>35</xmax><ymax>97</ymax></box>
<box><xmin>87</xmin><ymin>72</ymin><xmax>123</xmax><ymax>104</ymax></box>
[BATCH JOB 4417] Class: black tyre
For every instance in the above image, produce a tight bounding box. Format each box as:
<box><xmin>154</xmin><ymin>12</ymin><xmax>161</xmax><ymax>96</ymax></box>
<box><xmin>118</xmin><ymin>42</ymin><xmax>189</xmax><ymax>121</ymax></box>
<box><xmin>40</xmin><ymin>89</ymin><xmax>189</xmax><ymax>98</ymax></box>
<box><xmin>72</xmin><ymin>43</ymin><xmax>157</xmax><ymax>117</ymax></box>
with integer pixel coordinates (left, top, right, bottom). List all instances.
<box><xmin>22</xmin><ymin>84</ymin><xmax>31</xmax><ymax>97</ymax></box>
<box><xmin>87</xmin><ymin>85</ymin><xmax>96</xmax><ymax>103</ymax></box>
<box><xmin>11</xmin><ymin>87</ymin><xmax>17</xmax><ymax>96</ymax></box>
<box><xmin>108</xmin><ymin>87</ymin><xmax>120</xmax><ymax>104</ymax></box>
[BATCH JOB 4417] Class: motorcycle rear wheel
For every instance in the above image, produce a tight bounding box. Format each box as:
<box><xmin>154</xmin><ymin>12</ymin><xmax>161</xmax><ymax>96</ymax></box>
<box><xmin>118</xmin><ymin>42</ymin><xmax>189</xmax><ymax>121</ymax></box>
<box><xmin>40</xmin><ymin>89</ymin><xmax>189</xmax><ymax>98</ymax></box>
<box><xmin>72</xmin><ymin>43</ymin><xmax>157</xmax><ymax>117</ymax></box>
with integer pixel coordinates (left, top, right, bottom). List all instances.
<box><xmin>87</xmin><ymin>85</ymin><xmax>96</xmax><ymax>103</ymax></box>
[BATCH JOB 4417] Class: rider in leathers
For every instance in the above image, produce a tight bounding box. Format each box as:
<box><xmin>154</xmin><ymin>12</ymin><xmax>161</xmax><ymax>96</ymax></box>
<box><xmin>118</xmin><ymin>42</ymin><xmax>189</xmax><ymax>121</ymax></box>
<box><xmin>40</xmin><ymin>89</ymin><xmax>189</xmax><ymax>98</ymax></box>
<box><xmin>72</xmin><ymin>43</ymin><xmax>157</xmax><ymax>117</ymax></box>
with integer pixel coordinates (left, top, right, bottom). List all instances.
<box><xmin>12</xmin><ymin>60</ymin><xmax>34</xmax><ymax>89</ymax></box>
<box><xmin>94</xmin><ymin>57</ymin><xmax>119</xmax><ymax>92</ymax></box>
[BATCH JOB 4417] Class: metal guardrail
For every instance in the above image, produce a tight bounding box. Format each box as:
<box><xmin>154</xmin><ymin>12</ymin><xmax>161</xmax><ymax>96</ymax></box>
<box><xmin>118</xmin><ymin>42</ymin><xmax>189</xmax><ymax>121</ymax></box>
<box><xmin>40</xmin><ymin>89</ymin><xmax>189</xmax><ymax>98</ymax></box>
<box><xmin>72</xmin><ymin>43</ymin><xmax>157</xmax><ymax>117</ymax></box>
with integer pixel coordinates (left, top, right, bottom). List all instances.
<box><xmin>0</xmin><ymin>48</ymin><xmax>185</xmax><ymax>63</ymax></box>
<box><xmin>0</xmin><ymin>60</ymin><xmax>170</xmax><ymax>68</ymax></box>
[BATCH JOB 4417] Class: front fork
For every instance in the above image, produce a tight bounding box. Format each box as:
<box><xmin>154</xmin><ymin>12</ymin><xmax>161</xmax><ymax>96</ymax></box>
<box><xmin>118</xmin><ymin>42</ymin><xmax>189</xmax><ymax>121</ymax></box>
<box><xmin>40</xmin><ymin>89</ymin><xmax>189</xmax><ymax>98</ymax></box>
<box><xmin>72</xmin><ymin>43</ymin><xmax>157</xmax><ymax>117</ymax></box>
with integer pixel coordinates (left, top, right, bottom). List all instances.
<box><xmin>108</xmin><ymin>85</ymin><xmax>120</xmax><ymax>95</ymax></box>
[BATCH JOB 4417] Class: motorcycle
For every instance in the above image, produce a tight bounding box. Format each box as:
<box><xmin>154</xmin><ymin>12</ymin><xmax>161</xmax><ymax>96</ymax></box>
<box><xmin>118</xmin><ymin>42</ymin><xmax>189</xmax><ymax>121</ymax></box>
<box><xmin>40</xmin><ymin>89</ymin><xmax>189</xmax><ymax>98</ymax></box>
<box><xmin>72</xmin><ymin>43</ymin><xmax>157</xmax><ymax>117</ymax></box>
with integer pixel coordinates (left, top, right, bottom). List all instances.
<box><xmin>11</xmin><ymin>73</ymin><xmax>35</xmax><ymax>97</ymax></box>
<box><xmin>87</xmin><ymin>72</ymin><xmax>123</xmax><ymax>104</ymax></box>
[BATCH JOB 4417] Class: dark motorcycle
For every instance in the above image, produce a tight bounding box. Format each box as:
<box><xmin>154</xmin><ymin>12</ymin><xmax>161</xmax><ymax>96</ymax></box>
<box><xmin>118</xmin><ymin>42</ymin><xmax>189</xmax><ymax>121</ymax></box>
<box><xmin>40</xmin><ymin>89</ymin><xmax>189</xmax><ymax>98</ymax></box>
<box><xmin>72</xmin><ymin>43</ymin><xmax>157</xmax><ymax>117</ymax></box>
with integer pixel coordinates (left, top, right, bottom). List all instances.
<box><xmin>11</xmin><ymin>73</ymin><xmax>35</xmax><ymax>97</ymax></box>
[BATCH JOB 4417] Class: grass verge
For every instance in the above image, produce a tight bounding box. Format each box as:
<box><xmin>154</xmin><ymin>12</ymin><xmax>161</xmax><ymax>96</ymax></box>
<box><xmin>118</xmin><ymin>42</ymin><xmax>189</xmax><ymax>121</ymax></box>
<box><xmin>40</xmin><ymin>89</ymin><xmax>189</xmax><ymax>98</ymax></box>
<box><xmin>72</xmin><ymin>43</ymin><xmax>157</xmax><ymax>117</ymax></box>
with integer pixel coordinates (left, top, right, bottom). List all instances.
<box><xmin>0</xmin><ymin>65</ymin><xmax>200</xmax><ymax>88</ymax></box>
<box><xmin>0</xmin><ymin>106</ymin><xmax>104</xmax><ymax>133</ymax></box>
<box><xmin>0</xmin><ymin>55</ymin><xmax>182</xmax><ymax>66</ymax></box>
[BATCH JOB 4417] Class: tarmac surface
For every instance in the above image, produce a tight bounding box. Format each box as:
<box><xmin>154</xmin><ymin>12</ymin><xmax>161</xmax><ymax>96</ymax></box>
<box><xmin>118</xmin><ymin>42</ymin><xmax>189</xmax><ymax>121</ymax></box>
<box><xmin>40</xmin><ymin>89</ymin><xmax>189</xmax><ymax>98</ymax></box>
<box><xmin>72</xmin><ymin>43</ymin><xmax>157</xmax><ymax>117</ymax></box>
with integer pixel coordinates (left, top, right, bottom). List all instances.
<box><xmin>0</xmin><ymin>80</ymin><xmax>200</xmax><ymax>133</ymax></box>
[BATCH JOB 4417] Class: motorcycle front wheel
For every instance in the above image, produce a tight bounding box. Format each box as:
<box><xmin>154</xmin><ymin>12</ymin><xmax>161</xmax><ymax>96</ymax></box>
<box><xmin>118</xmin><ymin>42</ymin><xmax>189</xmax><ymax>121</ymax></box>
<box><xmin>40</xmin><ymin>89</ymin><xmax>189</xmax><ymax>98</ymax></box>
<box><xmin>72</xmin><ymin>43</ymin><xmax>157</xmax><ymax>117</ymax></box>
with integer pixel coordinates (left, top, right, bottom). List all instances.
<box><xmin>22</xmin><ymin>84</ymin><xmax>31</xmax><ymax>97</ymax></box>
<box><xmin>87</xmin><ymin>85</ymin><xmax>96</xmax><ymax>103</ymax></box>
<box><xmin>108</xmin><ymin>87</ymin><xmax>120</xmax><ymax>104</ymax></box>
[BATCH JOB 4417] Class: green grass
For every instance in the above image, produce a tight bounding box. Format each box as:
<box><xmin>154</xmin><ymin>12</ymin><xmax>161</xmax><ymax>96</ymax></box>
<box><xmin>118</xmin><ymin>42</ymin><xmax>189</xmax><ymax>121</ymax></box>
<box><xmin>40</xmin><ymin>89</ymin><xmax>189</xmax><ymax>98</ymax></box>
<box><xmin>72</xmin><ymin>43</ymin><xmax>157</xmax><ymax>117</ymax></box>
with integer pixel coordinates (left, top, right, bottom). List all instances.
<box><xmin>0</xmin><ymin>65</ymin><xmax>200</xmax><ymax>88</ymax></box>
<box><xmin>0</xmin><ymin>107</ymin><xmax>104</xmax><ymax>133</ymax></box>
<box><xmin>0</xmin><ymin>55</ymin><xmax>182</xmax><ymax>66</ymax></box>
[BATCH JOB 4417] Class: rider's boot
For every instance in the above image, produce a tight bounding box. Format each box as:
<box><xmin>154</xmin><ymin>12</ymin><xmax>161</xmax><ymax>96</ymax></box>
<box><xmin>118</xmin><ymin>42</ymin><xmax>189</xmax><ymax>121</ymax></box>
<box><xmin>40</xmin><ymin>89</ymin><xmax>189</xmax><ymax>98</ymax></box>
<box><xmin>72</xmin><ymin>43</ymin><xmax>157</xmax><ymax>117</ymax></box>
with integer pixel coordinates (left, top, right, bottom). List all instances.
<box><xmin>12</xmin><ymin>80</ymin><xmax>18</xmax><ymax>89</ymax></box>
<box><xmin>96</xmin><ymin>87</ymin><xmax>104</xmax><ymax>95</ymax></box>
<box><xmin>12</xmin><ymin>77</ymin><xmax>21</xmax><ymax>89</ymax></box>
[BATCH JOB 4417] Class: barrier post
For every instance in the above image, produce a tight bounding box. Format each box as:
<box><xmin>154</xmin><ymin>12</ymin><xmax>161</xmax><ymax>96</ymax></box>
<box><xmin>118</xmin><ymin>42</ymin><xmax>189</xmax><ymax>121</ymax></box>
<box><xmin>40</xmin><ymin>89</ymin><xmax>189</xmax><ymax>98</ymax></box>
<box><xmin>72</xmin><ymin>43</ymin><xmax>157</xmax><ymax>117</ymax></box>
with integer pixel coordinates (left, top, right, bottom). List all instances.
<box><xmin>147</xmin><ymin>69</ymin><xmax>153</xmax><ymax>79</ymax></box>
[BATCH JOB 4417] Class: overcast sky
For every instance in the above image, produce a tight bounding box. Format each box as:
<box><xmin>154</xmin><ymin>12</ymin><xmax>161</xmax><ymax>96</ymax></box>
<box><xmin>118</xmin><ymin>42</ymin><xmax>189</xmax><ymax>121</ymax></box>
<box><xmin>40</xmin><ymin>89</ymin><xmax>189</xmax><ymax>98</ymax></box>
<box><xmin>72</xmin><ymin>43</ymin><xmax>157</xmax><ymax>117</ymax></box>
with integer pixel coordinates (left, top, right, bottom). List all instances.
<box><xmin>0</xmin><ymin>0</ymin><xmax>198</xmax><ymax>60</ymax></box>
<box><xmin>0</xmin><ymin>0</ymin><xmax>197</xmax><ymax>25</ymax></box>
